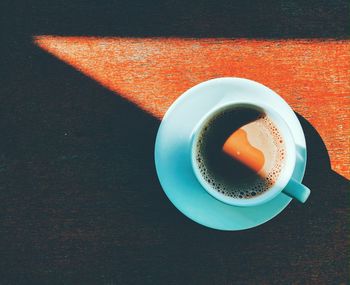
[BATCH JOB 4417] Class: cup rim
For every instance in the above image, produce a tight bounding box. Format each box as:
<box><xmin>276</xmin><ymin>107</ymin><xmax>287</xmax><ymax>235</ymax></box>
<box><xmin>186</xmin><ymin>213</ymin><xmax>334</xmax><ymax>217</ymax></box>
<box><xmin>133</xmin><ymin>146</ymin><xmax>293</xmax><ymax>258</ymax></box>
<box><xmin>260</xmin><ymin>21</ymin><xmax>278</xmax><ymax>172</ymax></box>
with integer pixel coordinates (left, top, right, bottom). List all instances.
<box><xmin>191</xmin><ymin>101</ymin><xmax>296</xmax><ymax>207</ymax></box>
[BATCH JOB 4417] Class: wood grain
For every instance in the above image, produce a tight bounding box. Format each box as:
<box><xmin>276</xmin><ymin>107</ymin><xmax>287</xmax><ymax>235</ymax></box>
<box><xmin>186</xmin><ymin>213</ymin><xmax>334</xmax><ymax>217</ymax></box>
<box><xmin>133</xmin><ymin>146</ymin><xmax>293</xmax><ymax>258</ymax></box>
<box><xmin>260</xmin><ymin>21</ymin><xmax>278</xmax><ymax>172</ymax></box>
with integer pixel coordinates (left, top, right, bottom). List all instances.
<box><xmin>2</xmin><ymin>0</ymin><xmax>349</xmax><ymax>283</ymax></box>
<box><xmin>35</xmin><ymin>36</ymin><xmax>350</xmax><ymax>178</ymax></box>
<box><xmin>3</xmin><ymin>0</ymin><xmax>350</xmax><ymax>282</ymax></box>
<box><xmin>1</xmin><ymin>33</ymin><xmax>348</xmax><ymax>284</ymax></box>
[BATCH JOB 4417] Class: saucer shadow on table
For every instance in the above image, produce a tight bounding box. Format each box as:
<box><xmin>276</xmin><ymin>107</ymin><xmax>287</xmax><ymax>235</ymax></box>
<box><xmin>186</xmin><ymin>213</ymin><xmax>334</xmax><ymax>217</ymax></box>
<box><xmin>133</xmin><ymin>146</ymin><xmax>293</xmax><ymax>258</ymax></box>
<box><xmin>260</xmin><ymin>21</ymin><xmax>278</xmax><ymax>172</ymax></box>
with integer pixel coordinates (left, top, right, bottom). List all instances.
<box><xmin>1</xmin><ymin>38</ymin><xmax>348</xmax><ymax>284</ymax></box>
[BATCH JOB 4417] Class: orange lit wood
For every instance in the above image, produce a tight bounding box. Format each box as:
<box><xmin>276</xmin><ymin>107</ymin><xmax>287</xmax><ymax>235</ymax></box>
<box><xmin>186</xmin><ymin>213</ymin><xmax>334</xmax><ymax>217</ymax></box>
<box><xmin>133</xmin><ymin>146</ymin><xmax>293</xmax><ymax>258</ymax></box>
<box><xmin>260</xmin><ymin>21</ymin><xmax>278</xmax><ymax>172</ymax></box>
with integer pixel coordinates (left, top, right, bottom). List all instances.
<box><xmin>222</xmin><ymin>129</ymin><xmax>265</xmax><ymax>174</ymax></box>
<box><xmin>34</xmin><ymin>36</ymin><xmax>350</xmax><ymax>178</ymax></box>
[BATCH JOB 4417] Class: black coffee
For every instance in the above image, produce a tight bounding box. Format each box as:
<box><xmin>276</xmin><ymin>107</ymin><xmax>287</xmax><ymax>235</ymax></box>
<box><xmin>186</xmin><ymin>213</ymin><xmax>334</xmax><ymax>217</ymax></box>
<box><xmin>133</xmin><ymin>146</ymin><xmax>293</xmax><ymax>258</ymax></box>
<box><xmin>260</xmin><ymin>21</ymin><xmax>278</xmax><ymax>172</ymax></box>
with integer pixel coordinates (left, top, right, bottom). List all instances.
<box><xmin>194</xmin><ymin>106</ymin><xmax>286</xmax><ymax>199</ymax></box>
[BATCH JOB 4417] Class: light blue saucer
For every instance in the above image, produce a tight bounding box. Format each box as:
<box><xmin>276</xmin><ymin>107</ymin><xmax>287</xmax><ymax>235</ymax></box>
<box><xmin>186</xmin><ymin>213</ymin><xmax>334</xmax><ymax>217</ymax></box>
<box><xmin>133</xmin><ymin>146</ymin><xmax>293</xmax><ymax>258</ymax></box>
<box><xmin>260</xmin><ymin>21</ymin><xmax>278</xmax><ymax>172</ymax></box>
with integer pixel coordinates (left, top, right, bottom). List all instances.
<box><xmin>154</xmin><ymin>78</ymin><xmax>306</xmax><ymax>231</ymax></box>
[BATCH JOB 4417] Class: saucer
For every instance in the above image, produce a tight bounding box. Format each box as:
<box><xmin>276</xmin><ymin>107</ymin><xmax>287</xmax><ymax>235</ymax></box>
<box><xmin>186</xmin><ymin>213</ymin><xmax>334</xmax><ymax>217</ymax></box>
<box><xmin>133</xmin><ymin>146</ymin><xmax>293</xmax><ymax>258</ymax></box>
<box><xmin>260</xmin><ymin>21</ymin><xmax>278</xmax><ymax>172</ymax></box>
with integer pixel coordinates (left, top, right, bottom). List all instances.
<box><xmin>154</xmin><ymin>78</ymin><xmax>306</xmax><ymax>230</ymax></box>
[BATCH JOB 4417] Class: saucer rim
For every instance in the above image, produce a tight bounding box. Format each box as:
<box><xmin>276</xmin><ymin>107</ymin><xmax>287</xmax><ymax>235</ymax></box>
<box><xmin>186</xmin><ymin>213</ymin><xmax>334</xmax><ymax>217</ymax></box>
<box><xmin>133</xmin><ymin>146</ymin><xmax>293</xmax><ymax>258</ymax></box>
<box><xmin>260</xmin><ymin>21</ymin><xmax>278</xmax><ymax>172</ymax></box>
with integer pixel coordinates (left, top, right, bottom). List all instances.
<box><xmin>155</xmin><ymin>77</ymin><xmax>306</xmax><ymax>231</ymax></box>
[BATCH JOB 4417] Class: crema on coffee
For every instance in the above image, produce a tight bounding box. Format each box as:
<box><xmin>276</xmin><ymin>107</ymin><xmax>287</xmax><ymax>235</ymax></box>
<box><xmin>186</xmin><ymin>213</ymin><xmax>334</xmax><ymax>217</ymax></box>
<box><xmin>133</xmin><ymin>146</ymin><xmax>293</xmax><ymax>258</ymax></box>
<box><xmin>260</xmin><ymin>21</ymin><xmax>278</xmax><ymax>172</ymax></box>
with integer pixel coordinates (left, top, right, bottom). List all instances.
<box><xmin>194</xmin><ymin>106</ymin><xmax>286</xmax><ymax>199</ymax></box>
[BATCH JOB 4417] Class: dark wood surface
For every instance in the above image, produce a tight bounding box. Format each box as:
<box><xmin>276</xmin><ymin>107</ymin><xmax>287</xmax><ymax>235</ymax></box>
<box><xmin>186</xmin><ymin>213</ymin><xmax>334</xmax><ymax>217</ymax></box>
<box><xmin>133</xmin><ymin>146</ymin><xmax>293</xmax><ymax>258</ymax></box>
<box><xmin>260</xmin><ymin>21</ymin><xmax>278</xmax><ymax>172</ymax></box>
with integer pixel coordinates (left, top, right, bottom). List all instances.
<box><xmin>1</xmin><ymin>1</ymin><xmax>349</xmax><ymax>284</ymax></box>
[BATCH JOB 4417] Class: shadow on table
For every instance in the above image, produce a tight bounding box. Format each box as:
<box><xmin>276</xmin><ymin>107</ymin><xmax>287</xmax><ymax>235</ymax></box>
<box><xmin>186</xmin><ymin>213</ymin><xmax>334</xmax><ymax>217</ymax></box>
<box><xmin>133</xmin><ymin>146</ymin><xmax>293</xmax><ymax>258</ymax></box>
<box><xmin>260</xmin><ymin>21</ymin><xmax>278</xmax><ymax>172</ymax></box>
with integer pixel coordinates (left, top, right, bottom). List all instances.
<box><xmin>3</xmin><ymin>0</ymin><xmax>349</xmax><ymax>38</ymax></box>
<box><xmin>0</xmin><ymin>38</ymin><xmax>348</xmax><ymax>284</ymax></box>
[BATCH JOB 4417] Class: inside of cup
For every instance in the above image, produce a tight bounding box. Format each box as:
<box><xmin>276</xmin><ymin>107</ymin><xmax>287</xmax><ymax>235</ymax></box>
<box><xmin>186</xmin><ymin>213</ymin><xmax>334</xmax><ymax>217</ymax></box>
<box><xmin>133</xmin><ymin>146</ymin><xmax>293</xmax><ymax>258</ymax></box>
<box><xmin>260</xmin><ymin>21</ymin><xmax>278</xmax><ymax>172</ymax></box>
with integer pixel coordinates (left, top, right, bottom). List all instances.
<box><xmin>191</xmin><ymin>102</ymin><xmax>296</xmax><ymax>206</ymax></box>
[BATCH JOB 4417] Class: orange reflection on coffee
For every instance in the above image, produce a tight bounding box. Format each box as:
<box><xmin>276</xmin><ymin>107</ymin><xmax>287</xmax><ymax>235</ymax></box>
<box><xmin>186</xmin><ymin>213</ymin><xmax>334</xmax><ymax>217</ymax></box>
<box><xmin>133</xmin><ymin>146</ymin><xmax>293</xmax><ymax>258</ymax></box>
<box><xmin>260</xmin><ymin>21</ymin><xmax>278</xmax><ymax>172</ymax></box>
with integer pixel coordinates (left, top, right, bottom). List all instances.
<box><xmin>222</xmin><ymin>128</ymin><xmax>265</xmax><ymax>174</ymax></box>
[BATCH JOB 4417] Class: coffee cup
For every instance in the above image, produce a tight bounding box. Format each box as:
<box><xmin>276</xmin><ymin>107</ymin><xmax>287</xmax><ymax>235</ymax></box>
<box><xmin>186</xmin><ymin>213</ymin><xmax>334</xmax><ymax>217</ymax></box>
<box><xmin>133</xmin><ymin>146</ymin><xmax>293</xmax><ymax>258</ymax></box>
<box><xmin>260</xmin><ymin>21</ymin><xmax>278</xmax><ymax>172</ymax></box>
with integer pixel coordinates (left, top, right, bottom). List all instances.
<box><xmin>191</xmin><ymin>98</ymin><xmax>310</xmax><ymax>207</ymax></box>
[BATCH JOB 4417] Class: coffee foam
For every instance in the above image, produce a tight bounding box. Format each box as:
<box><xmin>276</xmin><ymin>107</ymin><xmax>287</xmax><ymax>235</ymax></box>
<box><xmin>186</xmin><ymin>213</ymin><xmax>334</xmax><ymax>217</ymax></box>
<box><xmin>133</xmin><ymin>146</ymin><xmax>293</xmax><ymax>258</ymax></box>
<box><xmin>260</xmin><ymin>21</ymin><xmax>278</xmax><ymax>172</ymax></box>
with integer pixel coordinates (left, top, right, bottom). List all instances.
<box><xmin>195</xmin><ymin>113</ymin><xmax>286</xmax><ymax>199</ymax></box>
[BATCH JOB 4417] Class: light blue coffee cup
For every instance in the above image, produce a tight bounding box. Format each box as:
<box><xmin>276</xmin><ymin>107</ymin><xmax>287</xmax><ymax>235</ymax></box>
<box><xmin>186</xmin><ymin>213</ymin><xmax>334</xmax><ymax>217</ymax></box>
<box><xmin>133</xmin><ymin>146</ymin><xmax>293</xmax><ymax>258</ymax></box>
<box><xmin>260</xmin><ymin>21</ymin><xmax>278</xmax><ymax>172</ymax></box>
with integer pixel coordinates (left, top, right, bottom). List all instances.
<box><xmin>190</xmin><ymin>98</ymin><xmax>310</xmax><ymax>207</ymax></box>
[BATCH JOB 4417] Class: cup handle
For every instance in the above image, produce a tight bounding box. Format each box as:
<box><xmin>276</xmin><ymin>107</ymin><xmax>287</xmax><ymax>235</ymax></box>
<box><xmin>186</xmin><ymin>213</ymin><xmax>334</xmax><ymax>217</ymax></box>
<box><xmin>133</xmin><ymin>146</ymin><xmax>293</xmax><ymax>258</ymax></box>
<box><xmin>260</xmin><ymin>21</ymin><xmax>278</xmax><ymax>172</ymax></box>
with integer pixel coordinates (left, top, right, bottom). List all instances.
<box><xmin>282</xmin><ymin>178</ymin><xmax>310</xmax><ymax>203</ymax></box>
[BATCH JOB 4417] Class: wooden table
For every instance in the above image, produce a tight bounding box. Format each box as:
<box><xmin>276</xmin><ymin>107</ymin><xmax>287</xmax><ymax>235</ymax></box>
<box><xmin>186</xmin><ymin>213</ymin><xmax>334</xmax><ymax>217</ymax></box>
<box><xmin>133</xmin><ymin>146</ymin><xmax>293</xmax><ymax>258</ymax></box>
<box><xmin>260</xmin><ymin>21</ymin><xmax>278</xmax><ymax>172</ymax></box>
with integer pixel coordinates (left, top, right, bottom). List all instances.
<box><xmin>2</xmin><ymin>1</ymin><xmax>349</xmax><ymax>284</ymax></box>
